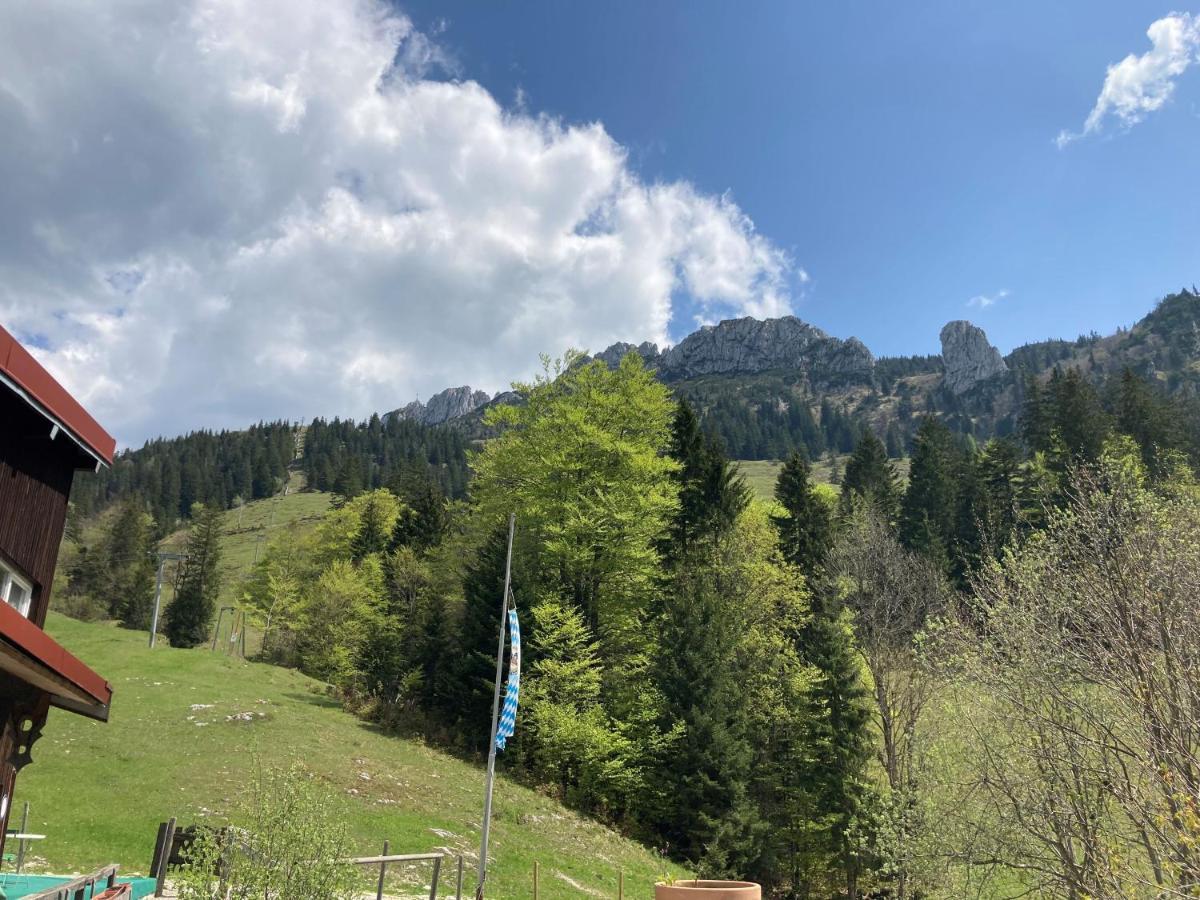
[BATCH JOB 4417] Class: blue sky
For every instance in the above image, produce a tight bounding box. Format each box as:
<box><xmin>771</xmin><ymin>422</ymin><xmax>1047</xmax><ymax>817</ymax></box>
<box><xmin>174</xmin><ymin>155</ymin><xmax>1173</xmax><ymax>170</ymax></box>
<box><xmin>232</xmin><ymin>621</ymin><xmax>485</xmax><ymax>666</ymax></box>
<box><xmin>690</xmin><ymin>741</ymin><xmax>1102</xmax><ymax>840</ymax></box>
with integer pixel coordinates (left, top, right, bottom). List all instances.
<box><xmin>2</xmin><ymin>1</ymin><xmax>1197</xmax><ymax>442</ymax></box>
<box><xmin>403</xmin><ymin>0</ymin><xmax>1199</xmax><ymax>356</ymax></box>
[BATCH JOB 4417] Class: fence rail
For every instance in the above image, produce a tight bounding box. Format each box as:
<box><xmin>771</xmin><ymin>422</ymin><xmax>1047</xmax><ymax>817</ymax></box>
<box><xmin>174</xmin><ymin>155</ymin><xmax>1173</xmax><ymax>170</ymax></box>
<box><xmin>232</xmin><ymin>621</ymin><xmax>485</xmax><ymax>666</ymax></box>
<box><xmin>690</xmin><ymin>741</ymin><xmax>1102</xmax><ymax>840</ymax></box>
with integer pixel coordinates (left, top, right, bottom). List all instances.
<box><xmin>23</xmin><ymin>864</ymin><xmax>120</xmax><ymax>900</ymax></box>
<box><xmin>348</xmin><ymin>848</ymin><xmax>446</xmax><ymax>900</ymax></box>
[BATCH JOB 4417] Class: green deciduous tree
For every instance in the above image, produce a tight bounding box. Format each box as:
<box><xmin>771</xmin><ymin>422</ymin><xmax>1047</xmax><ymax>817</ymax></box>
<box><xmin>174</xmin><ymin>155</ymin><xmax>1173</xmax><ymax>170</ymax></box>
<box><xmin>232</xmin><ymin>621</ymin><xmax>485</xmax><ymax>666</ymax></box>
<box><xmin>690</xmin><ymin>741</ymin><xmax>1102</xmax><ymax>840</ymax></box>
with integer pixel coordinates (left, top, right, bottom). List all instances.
<box><xmin>471</xmin><ymin>352</ymin><xmax>677</xmax><ymax>645</ymax></box>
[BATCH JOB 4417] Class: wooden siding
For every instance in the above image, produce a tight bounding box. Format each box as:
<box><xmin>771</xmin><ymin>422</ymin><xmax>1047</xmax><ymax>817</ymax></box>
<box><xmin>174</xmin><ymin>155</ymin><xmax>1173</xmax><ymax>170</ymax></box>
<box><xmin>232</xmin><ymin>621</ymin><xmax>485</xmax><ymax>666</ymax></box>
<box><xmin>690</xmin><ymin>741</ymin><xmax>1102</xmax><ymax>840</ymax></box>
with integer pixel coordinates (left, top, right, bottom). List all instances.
<box><xmin>0</xmin><ymin>392</ymin><xmax>79</xmax><ymax>628</ymax></box>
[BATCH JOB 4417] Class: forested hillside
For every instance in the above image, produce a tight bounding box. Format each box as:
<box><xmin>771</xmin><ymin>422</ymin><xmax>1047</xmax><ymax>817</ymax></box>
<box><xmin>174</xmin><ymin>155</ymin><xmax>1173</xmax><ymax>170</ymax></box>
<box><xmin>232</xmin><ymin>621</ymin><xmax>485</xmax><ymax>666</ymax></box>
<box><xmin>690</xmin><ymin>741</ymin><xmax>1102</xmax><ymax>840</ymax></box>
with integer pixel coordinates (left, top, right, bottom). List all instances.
<box><xmin>147</xmin><ymin>345</ymin><xmax>1190</xmax><ymax>899</ymax></box>
<box><xmin>69</xmin><ymin>415</ymin><xmax>470</xmax><ymax>533</ymax></box>
<box><xmin>69</xmin><ymin>422</ymin><xmax>297</xmax><ymax>527</ymax></box>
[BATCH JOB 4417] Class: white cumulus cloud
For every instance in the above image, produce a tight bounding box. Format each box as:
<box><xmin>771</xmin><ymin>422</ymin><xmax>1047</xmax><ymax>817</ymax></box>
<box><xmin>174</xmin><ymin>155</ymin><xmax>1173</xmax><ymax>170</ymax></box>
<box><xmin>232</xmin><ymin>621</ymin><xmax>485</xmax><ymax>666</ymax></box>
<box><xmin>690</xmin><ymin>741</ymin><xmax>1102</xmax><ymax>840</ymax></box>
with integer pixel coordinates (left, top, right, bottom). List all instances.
<box><xmin>1058</xmin><ymin>12</ymin><xmax>1200</xmax><ymax>147</ymax></box>
<box><xmin>0</xmin><ymin>0</ymin><xmax>796</xmax><ymax>445</ymax></box>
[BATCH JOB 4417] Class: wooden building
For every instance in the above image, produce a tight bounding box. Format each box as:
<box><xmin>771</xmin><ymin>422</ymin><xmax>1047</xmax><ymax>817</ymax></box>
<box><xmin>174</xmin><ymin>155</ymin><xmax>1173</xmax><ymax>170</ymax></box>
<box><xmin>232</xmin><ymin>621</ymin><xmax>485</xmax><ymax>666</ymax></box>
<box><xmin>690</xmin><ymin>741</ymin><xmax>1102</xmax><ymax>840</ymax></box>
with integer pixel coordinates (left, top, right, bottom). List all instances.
<box><xmin>0</xmin><ymin>324</ymin><xmax>115</xmax><ymax>854</ymax></box>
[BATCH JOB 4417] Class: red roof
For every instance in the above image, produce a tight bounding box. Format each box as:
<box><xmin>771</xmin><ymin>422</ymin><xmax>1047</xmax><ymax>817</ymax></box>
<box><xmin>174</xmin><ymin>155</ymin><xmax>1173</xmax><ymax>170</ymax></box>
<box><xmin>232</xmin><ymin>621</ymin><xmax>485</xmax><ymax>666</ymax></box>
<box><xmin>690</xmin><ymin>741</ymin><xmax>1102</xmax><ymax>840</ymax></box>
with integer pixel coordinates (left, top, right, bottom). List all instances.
<box><xmin>0</xmin><ymin>324</ymin><xmax>116</xmax><ymax>466</ymax></box>
<box><xmin>0</xmin><ymin>601</ymin><xmax>112</xmax><ymax>720</ymax></box>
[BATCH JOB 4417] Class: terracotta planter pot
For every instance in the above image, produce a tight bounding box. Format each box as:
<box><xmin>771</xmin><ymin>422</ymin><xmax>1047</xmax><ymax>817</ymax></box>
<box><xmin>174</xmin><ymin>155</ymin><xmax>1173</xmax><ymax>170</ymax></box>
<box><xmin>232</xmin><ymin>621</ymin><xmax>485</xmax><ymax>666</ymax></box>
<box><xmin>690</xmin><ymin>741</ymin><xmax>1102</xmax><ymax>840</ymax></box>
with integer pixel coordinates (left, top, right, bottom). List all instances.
<box><xmin>654</xmin><ymin>880</ymin><xmax>761</xmax><ymax>899</ymax></box>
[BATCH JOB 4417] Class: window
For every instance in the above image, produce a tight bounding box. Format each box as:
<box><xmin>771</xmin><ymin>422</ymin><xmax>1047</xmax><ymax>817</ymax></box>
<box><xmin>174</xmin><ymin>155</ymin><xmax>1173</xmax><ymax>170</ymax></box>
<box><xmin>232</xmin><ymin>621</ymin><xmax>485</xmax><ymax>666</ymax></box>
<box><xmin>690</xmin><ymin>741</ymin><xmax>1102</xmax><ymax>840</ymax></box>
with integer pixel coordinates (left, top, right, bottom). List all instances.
<box><xmin>0</xmin><ymin>562</ymin><xmax>32</xmax><ymax>618</ymax></box>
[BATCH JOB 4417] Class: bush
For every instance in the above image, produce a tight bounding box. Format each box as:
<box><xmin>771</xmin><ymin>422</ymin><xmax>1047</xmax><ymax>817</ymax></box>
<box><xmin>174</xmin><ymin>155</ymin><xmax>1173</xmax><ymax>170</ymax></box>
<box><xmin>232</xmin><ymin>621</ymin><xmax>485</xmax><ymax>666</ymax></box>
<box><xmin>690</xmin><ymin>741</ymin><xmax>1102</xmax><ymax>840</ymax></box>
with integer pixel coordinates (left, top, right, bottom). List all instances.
<box><xmin>174</xmin><ymin>765</ymin><xmax>357</xmax><ymax>900</ymax></box>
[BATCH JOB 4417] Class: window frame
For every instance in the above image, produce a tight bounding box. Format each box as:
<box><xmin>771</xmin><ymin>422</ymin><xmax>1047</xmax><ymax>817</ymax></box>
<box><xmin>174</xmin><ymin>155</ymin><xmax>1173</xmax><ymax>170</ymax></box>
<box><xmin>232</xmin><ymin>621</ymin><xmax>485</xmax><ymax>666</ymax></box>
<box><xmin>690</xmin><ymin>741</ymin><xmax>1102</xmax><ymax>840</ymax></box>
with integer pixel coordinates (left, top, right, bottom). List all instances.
<box><xmin>0</xmin><ymin>560</ymin><xmax>34</xmax><ymax>618</ymax></box>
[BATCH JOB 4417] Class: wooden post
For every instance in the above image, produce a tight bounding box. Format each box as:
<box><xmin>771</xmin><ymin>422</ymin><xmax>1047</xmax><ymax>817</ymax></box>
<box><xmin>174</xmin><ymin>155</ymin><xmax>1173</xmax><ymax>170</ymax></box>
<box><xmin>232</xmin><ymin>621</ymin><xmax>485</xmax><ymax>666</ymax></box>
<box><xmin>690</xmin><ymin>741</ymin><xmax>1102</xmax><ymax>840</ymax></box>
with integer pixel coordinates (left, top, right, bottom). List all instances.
<box><xmin>155</xmin><ymin>817</ymin><xmax>176</xmax><ymax>897</ymax></box>
<box><xmin>15</xmin><ymin>800</ymin><xmax>29</xmax><ymax>873</ymax></box>
<box><xmin>211</xmin><ymin>607</ymin><xmax>227</xmax><ymax>651</ymax></box>
<box><xmin>375</xmin><ymin>840</ymin><xmax>389</xmax><ymax>900</ymax></box>
<box><xmin>532</xmin><ymin>860</ymin><xmax>539</xmax><ymax>900</ymax></box>
<box><xmin>618</xmin><ymin>870</ymin><xmax>624</xmax><ymax>900</ymax></box>
<box><xmin>428</xmin><ymin>855</ymin><xmax>442</xmax><ymax>900</ymax></box>
<box><xmin>455</xmin><ymin>855</ymin><xmax>464</xmax><ymax>899</ymax></box>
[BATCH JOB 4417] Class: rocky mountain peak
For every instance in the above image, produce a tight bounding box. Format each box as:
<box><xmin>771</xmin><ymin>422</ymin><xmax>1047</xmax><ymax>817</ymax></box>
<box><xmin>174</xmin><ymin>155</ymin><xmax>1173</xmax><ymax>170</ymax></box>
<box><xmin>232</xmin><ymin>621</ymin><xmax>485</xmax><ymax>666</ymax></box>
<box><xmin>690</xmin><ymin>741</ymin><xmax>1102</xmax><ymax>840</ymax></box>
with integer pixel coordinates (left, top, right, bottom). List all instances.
<box><xmin>594</xmin><ymin>341</ymin><xmax>661</xmax><ymax>369</ymax></box>
<box><xmin>597</xmin><ymin>315</ymin><xmax>875</xmax><ymax>381</ymax></box>
<box><xmin>391</xmin><ymin>385</ymin><xmax>491</xmax><ymax>426</ymax></box>
<box><xmin>940</xmin><ymin>320</ymin><xmax>1007</xmax><ymax>395</ymax></box>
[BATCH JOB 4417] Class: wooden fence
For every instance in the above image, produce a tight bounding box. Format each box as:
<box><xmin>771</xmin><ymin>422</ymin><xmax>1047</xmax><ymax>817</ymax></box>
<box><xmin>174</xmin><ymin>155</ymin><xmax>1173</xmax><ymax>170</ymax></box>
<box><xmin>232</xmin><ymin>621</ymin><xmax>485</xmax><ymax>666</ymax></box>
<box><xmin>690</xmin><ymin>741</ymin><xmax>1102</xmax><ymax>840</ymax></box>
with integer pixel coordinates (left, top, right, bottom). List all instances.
<box><xmin>23</xmin><ymin>864</ymin><xmax>121</xmax><ymax>900</ymax></box>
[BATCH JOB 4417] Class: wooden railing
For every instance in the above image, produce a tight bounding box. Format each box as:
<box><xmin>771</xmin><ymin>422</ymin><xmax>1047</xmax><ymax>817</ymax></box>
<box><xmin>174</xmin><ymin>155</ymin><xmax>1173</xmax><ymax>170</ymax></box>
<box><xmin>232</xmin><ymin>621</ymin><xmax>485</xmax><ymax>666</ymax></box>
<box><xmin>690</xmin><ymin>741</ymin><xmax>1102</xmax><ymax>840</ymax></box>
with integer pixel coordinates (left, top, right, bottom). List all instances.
<box><xmin>23</xmin><ymin>864</ymin><xmax>120</xmax><ymax>900</ymax></box>
<box><xmin>347</xmin><ymin>848</ymin><xmax>452</xmax><ymax>900</ymax></box>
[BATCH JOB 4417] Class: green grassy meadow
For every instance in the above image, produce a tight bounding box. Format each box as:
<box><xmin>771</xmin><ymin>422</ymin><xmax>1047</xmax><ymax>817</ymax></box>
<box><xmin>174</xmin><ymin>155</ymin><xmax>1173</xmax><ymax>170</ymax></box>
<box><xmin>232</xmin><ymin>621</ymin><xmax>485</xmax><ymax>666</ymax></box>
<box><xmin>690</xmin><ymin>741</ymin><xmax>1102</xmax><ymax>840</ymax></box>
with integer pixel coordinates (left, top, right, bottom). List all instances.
<box><xmin>736</xmin><ymin>456</ymin><xmax>911</xmax><ymax>501</ymax></box>
<box><xmin>17</xmin><ymin>615</ymin><xmax>684</xmax><ymax>897</ymax></box>
<box><xmin>160</xmin><ymin>485</ymin><xmax>333</xmax><ymax>607</ymax></box>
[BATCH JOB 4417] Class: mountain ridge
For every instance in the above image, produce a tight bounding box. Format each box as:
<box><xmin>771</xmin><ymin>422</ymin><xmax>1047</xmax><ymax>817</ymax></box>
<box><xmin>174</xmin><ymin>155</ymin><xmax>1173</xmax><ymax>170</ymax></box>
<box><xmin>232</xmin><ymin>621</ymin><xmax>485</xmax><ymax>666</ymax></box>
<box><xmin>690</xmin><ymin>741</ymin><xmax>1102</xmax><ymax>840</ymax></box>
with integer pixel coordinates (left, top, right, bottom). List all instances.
<box><xmin>403</xmin><ymin>288</ymin><xmax>1199</xmax><ymax>461</ymax></box>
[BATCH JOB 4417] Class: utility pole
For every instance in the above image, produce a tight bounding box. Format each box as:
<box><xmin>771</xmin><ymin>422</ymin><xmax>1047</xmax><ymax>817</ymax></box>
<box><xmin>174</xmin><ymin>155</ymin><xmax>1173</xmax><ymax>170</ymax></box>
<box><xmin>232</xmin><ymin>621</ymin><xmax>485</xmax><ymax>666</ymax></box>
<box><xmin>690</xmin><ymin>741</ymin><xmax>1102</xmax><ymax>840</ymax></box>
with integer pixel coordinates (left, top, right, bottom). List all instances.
<box><xmin>149</xmin><ymin>552</ymin><xmax>184</xmax><ymax>648</ymax></box>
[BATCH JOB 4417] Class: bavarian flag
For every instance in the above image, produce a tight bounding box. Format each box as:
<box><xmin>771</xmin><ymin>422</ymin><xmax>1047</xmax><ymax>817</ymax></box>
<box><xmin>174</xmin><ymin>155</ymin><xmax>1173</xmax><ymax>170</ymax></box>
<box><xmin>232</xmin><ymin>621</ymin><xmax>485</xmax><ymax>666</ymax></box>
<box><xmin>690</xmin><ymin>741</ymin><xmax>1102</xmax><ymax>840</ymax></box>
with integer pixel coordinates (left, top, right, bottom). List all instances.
<box><xmin>495</xmin><ymin>601</ymin><xmax>521</xmax><ymax>751</ymax></box>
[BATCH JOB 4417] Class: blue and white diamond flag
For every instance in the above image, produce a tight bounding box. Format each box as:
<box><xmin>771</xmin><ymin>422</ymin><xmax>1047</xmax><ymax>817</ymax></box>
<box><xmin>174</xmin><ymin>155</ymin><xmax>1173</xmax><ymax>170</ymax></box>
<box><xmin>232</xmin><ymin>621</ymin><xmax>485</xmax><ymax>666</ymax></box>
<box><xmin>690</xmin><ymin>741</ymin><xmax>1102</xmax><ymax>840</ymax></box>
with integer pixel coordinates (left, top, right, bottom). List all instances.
<box><xmin>495</xmin><ymin>603</ymin><xmax>521</xmax><ymax>751</ymax></box>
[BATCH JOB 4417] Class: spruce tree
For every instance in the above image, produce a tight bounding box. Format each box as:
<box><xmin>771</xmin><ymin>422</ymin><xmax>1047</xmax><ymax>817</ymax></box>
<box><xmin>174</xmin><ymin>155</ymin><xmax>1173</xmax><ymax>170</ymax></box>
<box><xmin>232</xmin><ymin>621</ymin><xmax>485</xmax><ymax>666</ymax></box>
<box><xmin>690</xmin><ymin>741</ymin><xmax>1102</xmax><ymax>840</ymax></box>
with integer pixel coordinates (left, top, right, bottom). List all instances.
<box><xmin>108</xmin><ymin>499</ymin><xmax>158</xmax><ymax>630</ymax></box>
<box><xmin>773</xmin><ymin>451</ymin><xmax>833</xmax><ymax>575</ymax></box>
<box><xmin>654</xmin><ymin>554</ymin><xmax>756</xmax><ymax>871</ymax></box>
<box><xmin>955</xmin><ymin>437</ymin><xmax>1022</xmax><ymax>581</ymax></box>
<box><xmin>899</xmin><ymin>417</ymin><xmax>959</xmax><ymax>569</ymax></box>
<box><xmin>840</xmin><ymin>430</ymin><xmax>899</xmax><ymax>520</ymax></box>
<box><xmin>388</xmin><ymin>467</ymin><xmax>449</xmax><ymax>552</ymax></box>
<box><xmin>1020</xmin><ymin>374</ymin><xmax>1055</xmax><ymax>454</ymax></box>
<box><xmin>800</xmin><ymin>588</ymin><xmax>874</xmax><ymax>897</ymax></box>
<box><xmin>165</xmin><ymin>503</ymin><xmax>223</xmax><ymax>648</ymax></box>
<box><xmin>1111</xmin><ymin>367</ymin><xmax>1181</xmax><ymax>477</ymax></box>
<box><xmin>351</xmin><ymin>492</ymin><xmax>391</xmax><ymax>560</ymax></box>
<box><xmin>453</xmin><ymin>526</ymin><xmax>519</xmax><ymax>752</ymax></box>
<box><xmin>666</xmin><ymin>401</ymin><xmax>750</xmax><ymax>558</ymax></box>
<box><xmin>1052</xmin><ymin>368</ymin><xmax>1110</xmax><ymax>464</ymax></box>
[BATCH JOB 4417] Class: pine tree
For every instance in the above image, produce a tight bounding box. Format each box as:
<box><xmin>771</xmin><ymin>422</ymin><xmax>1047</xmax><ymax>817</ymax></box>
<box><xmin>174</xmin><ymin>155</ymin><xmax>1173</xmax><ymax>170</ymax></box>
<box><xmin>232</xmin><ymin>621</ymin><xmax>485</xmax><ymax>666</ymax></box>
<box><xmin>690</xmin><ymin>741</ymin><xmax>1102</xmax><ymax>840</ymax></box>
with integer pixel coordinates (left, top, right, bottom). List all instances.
<box><xmin>654</xmin><ymin>555</ymin><xmax>756</xmax><ymax>871</ymax></box>
<box><xmin>799</xmin><ymin>589</ymin><xmax>874</xmax><ymax>897</ymax></box>
<box><xmin>955</xmin><ymin>437</ymin><xmax>1023</xmax><ymax>581</ymax></box>
<box><xmin>666</xmin><ymin>401</ymin><xmax>750</xmax><ymax>558</ymax></box>
<box><xmin>884</xmin><ymin>422</ymin><xmax>904</xmax><ymax>459</ymax></box>
<box><xmin>1052</xmin><ymin>368</ymin><xmax>1110</xmax><ymax>464</ymax></box>
<box><xmin>1020</xmin><ymin>374</ymin><xmax>1055</xmax><ymax>454</ymax></box>
<box><xmin>388</xmin><ymin>467</ymin><xmax>449</xmax><ymax>552</ymax></box>
<box><xmin>108</xmin><ymin>498</ymin><xmax>158</xmax><ymax>630</ymax></box>
<box><xmin>351</xmin><ymin>492</ymin><xmax>391</xmax><ymax>561</ymax></box>
<box><xmin>453</xmin><ymin>526</ymin><xmax>519</xmax><ymax>752</ymax></box>
<box><xmin>1111</xmin><ymin>367</ymin><xmax>1182</xmax><ymax>478</ymax></box>
<box><xmin>840</xmin><ymin>430</ymin><xmax>899</xmax><ymax>520</ymax></box>
<box><xmin>333</xmin><ymin>457</ymin><xmax>364</xmax><ymax>501</ymax></box>
<box><xmin>773</xmin><ymin>451</ymin><xmax>833</xmax><ymax>575</ymax></box>
<box><xmin>165</xmin><ymin>504</ymin><xmax>223</xmax><ymax>648</ymax></box>
<box><xmin>899</xmin><ymin>417</ymin><xmax>959</xmax><ymax>570</ymax></box>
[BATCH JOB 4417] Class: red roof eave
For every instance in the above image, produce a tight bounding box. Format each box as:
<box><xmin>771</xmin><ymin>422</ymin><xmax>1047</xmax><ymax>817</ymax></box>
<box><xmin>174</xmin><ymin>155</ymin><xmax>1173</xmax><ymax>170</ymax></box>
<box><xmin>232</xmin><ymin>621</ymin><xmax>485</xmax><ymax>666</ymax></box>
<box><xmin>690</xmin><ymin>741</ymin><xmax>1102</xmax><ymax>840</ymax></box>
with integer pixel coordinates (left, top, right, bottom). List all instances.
<box><xmin>0</xmin><ymin>324</ymin><xmax>116</xmax><ymax>467</ymax></box>
<box><xmin>0</xmin><ymin>602</ymin><xmax>112</xmax><ymax>711</ymax></box>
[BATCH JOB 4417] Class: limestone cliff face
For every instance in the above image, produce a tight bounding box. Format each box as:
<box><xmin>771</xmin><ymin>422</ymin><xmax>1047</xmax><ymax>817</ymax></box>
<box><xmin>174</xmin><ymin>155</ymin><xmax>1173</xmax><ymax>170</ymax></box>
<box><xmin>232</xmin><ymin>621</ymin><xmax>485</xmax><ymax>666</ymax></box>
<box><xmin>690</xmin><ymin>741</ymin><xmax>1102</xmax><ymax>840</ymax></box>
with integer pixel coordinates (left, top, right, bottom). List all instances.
<box><xmin>393</xmin><ymin>386</ymin><xmax>491</xmax><ymax>426</ymax></box>
<box><xmin>594</xmin><ymin>341</ymin><xmax>662</xmax><ymax>369</ymax></box>
<box><xmin>597</xmin><ymin>316</ymin><xmax>874</xmax><ymax>381</ymax></box>
<box><xmin>939</xmin><ymin>320</ymin><xmax>1007</xmax><ymax>395</ymax></box>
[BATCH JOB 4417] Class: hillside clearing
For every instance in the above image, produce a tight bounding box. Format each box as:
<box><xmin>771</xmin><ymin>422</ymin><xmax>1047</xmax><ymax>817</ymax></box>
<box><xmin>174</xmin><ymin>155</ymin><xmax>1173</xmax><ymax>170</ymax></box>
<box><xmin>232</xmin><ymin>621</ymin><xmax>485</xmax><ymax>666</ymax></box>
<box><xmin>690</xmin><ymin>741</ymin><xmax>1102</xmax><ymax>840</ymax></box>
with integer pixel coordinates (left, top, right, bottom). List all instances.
<box><xmin>16</xmin><ymin>615</ymin><xmax>684</xmax><ymax>898</ymax></box>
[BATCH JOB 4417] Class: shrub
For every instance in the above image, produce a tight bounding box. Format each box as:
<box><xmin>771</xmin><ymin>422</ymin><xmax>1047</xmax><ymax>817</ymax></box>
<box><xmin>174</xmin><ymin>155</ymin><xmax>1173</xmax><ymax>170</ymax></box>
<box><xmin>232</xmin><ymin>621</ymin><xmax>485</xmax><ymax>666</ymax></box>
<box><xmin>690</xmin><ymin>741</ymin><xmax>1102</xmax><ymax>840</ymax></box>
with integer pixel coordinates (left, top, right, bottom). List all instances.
<box><xmin>174</xmin><ymin>765</ymin><xmax>357</xmax><ymax>900</ymax></box>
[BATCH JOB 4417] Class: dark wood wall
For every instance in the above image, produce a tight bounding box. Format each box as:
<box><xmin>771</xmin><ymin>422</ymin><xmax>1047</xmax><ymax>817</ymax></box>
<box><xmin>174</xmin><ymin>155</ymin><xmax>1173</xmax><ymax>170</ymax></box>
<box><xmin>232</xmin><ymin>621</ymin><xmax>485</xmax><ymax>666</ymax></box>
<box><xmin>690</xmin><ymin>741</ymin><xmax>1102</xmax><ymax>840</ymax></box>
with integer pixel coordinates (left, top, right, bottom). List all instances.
<box><xmin>0</xmin><ymin>393</ymin><xmax>80</xmax><ymax>628</ymax></box>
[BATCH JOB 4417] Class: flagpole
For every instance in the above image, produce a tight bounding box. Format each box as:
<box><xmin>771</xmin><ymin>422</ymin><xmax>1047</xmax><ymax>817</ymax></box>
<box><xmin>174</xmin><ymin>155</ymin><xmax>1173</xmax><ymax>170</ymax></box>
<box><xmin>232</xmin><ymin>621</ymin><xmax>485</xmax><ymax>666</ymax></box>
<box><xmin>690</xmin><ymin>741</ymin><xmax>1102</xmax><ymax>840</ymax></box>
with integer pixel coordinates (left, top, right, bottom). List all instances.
<box><xmin>476</xmin><ymin>512</ymin><xmax>515</xmax><ymax>900</ymax></box>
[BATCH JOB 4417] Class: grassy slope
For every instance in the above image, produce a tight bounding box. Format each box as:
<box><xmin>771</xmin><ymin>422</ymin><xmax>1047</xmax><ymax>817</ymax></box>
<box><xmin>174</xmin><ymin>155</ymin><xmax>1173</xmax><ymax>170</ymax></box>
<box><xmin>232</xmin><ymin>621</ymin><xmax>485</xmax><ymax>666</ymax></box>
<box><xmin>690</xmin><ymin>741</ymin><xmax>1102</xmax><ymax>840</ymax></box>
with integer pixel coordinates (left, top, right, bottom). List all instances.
<box><xmin>18</xmin><ymin>615</ymin><xmax>683</xmax><ymax>897</ymax></box>
<box><xmin>737</xmin><ymin>456</ymin><xmax>911</xmax><ymax>501</ymax></box>
<box><xmin>159</xmin><ymin>480</ymin><xmax>333</xmax><ymax>609</ymax></box>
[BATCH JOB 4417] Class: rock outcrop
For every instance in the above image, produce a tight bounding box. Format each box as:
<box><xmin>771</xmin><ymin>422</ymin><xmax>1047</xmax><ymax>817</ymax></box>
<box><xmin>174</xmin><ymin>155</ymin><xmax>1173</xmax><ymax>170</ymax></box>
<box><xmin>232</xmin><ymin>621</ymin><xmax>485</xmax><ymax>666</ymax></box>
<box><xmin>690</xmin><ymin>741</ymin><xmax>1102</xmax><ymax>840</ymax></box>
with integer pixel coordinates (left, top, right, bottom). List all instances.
<box><xmin>594</xmin><ymin>341</ymin><xmax>661</xmax><ymax>369</ymax></box>
<box><xmin>610</xmin><ymin>316</ymin><xmax>874</xmax><ymax>381</ymax></box>
<box><xmin>393</xmin><ymin>386</ymin><xmax>491</xmax><ymax>426</ymax></box>
<box><xmin>939</xmin><ymin>321</ymin><xmax>1007</xmax><ymax>395</ymax></box>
